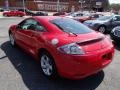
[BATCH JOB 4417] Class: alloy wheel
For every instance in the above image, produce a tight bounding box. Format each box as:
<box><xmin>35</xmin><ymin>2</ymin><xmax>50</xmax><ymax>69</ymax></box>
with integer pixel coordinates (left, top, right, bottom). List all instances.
<box><xmin>9</xmin><ymin>33</ymin><xmax>15</xmax><ymax>46</ymax></box>
<box><xmin>40</xmin><ymin>55</ymin><xmax>53</xmax><ymax>76</ymax></box>
<box><xmin>98</xmin><ymin>26</ymin><xmax>106</xmax><ymax>33</ymax></box>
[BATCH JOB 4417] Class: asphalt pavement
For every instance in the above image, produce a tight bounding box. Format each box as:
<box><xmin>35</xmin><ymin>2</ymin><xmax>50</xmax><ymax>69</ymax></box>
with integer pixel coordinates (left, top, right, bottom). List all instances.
<box><xmin>0</xmin><ymin>17</ymin><xmax>120</xmax><ymax>90</ymax></box>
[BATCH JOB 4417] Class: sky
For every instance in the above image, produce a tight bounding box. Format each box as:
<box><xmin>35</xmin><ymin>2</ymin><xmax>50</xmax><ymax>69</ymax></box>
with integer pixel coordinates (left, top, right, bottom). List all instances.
<box><xmin>109</xmin><ymin>0</ymin><xmax>120</xmax><ymax>4</ymax></box>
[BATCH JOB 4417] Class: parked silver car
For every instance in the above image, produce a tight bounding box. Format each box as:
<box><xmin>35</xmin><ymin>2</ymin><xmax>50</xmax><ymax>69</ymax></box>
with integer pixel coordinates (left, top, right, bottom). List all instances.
<box><xmin>84</xmin><ymin>15</ymin><xmax>120</xmax><ymax>33</ymax></box>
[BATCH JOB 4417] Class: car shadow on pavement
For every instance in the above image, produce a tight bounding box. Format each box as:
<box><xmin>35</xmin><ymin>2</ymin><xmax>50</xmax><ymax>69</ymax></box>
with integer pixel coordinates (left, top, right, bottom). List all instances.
<box><xmin>1</xmin><ymin>41</ymin><xmax>105</xmax><ymax>90</ymax></box>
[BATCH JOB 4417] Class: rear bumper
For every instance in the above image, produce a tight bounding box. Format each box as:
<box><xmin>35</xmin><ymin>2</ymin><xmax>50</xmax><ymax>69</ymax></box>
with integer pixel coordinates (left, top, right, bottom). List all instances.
<box><xmin>54</xmin><ymin>46</ymin><xmax>114</xmax><ymax>79</ymax></box>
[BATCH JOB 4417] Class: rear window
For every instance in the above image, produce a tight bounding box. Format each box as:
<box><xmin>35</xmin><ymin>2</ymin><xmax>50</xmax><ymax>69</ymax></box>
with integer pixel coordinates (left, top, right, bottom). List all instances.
<box><xmin>50</xmin><ymin>18</ymin><xmax>92</xmax><ymax>34</ymax></box>
<box><xmin>97</xmin><ymin>16</ymin><xmax>112</xmax><ymax>21</ymax></box>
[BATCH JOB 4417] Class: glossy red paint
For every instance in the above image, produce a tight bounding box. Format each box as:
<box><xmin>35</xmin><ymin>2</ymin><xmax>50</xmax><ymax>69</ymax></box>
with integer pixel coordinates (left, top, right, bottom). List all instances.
<box><xmin>9</xmin><ymin>16</ymin><xmax>115</xmax><ymax>79</ymax></box>
<box><xmin>3</xmin><ymin>10</ymin><xmax>26</xmax><ymax>17</ymax></box>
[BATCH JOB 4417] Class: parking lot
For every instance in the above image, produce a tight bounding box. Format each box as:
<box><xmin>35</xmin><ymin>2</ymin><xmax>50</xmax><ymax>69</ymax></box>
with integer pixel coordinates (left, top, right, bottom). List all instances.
<box><xmin>0</xmin><ymin>17</ymin><xmax>120</xmax><ymax>90</ymax></box>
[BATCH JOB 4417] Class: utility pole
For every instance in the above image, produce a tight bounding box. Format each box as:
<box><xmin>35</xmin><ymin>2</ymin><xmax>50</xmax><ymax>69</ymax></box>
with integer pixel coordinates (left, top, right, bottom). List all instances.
<box><xmin>5</xmin><ymin>0</ymin><xmax>9</xmax><ymax>10</ymax></box>
<box><xmin>23</xmin><ymin>0</ymin><xmax>26</xmax><ymax>13</ymax></box>
<box><xmin>57</xmin><ymin>0</ymin><xmax>60</xmax><ymax>12</ymax></box>
<box><xmin>79</xmin><ymin>0</ymin><xmax>85</xmax><ymax>11</ymax></box>
<box><xmin>89</xmin><ymin>0</ymin><xmax>91</xmax><ymax>11</ymax></box>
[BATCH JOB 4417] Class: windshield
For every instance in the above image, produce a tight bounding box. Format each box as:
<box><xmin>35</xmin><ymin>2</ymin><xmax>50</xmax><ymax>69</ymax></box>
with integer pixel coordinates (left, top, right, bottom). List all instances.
<box><xmin>50</xmin><ymin>18</ymin><xmax>92</xmax><ymax>34</ymax></box>
<box><xmin>97</xmin><ymin>16</ymin><xmax>112</xmax><ymax>21</ymax></box>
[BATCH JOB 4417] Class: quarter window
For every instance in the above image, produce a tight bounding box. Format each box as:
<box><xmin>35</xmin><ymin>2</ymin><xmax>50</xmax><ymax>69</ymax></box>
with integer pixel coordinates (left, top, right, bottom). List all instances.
<box><xmin>36</xmin><ymin>23</ymin><xmax>46</xmax><ymax>31</ymax></box>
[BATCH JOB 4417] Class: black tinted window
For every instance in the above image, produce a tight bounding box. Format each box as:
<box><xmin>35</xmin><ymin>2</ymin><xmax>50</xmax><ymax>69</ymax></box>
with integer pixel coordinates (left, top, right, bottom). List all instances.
<box><xmin>50</xmin><ymin>18</ymin><xmax>92</xmax><ymax>34</ymax></box>
<box><xmin>115</xmin><ymin>16</ymin><xmax>120</xmax><ymax>21</ymax></box>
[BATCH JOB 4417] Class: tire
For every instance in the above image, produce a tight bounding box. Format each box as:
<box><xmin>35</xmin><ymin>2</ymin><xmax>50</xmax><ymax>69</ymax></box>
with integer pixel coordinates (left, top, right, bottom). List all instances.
<box><xmin>18</xmin><ymin>14</ymin><xmax>22</xmax><ymax>17</ymax></box>
<box><xmin>98</xmin><ymin>26</ymin><xmax>106</xmax><ymax>34</ymax></box>
<box><xmin>40</xmin><ymin>51</ymin><xmax>57</xmax><ymax>78</ymax></box>
<box><xmin>9</xmin><ymin>33</ymin><xmax>15</xmax><ymax>46</ymax></box>
<box><xmin>3</xmin><ymin>14</ymin><xmax>8</xmax><ymax>17</ymax></box>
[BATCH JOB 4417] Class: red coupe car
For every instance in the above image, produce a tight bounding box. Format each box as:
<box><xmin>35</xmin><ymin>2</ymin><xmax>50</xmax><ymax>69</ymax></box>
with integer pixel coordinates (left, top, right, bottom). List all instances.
<box><xmin>9</xmin><ymin>16</ymin><xmax>114</xmax><ymax>79</ymax></box>
<box><xmin>3</xmin><ymin>10</ymin><xmax>26</xmax><ymax>17</ymax></box>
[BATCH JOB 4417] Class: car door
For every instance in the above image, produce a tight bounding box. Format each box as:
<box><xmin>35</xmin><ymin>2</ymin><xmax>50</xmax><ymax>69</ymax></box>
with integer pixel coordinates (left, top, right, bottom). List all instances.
<box><xmin>29</xmin><ymin>21</ymin><xmax>47</xmax><ymax>55</ymax></box>
<box><xmin>7</xmin><ymin>11</ymin><xmax>11</xmax><ymax>16</ymax></box>
<box><xmin>111</xmin><ymin>16</ymin><xmax>120</xmax><ymax>29</ymax></box>
<box><xmin>14</xmin><ymin>11</ymin><xmax>17</xmax><ymax>16</ymax></box>
<box><xmin>15</xmin><ymin>19</ymin><xmax>38</xmax><ymax>53</ymax></box>
<box><xmin>9</xmin><ymin>11</ymin><xmax>14</xmax><ymax>16</ymax></box>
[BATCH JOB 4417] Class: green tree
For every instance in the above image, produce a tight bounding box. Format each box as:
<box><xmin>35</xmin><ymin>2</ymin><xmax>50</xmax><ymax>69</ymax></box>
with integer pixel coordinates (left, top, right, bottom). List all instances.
<box><xmin>110</xmin><ymin>4</ymin><xmax>120</xmax><ymax>11</ymax></box>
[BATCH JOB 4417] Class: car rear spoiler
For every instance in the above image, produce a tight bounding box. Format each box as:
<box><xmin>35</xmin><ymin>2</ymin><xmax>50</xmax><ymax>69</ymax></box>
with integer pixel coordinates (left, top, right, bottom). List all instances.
<box><xmin>77</xmin><ymin>36</ymin><xmax>105</xmax><ymax>46</ymax></box>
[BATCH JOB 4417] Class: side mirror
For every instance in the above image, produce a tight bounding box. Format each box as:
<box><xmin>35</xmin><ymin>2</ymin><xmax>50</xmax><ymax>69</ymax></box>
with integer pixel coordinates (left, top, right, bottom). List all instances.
<box><xmin>110</xmin><ymin>18</ymin><xmax>114</xmax><ymax>23</ymax></box>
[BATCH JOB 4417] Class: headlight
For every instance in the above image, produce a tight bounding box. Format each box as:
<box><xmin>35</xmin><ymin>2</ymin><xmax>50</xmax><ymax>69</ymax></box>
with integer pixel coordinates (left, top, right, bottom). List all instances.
<box><xmin>57</xmin><ymin>43</ymin><xmax>85</xmax><ymax>55</ymax></box>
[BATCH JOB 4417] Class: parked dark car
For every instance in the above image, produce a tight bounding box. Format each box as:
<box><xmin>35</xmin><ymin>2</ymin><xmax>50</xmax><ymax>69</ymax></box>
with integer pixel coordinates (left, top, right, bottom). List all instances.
<box><xmin>84</xmin><ymin>15</ymin><xmax>120</xmax><ymax>33</ymax></box>
<box><xmin>110</xmin><ymin>26</ymin><xmax>120</xmax><ymax>43</ymax></box>
<box><xmin>53</xmin><ymin>12</ymin><xmax>67</xmax><ymax>16</ymax></box>
<box><xmin>32</xmin><ymin>11</ymin><xmax>48</xmax><ymax>16</ymax></box>
<box><xmin>18</xmin><ymin>8</ymin><xmax>35</xmax><ymax>16</ymax></box>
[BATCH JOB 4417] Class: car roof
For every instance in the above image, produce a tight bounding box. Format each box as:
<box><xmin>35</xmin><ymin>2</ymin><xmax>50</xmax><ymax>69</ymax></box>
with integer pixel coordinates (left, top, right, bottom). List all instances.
<box><xmin>33</xmin><ymin>16</ymin><xmax>64</xmax><ymax>22</ymax></box>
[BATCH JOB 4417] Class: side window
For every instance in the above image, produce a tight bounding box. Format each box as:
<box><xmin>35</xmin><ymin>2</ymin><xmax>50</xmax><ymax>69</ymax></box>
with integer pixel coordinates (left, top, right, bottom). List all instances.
<box><xmin>76</xmin><ymin>14</ymin><xmax>82</xmax><ymax>16</ymax></box>
<box><xmin>20</xmin><ymin>19</ymin><xmax>37</xmax><ymax>30</ymax></box>
<box><xmin>114</xmin><ymin>16</ymin><xmax>120</xmax><ymax>21</ymax></box>
<box><xmin>93</xmin><ymin>15</ymin><xmax>99</xmax><ymax>18</ymax></box>
<box><xmin>18</xmin><ymin>19</ymin><xmax>46</xmax><ymax>32</ymax></box>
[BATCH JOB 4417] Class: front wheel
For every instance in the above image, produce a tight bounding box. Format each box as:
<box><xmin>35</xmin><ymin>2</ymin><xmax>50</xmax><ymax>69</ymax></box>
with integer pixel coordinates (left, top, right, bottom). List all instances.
<box><xmin>40</xmin><ymin>51</ymin><xmax>57</xmax><ymax>78</ymax></box>
<box><xmin>98</xmin><ymin>26</ymin><xmax>106</xmax><ymax>34</ymax></box>
<box><xmin>9</xmin><ymin>33</ymin><xmax>15</xmax><ymax>46</ymax></box>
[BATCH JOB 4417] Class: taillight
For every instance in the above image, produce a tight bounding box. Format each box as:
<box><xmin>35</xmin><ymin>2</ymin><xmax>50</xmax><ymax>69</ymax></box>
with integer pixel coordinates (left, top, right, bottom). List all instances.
<box><xmin>57</xmin><ymin>43</ymin><xmax>85</xmax><ymax>55</ymax></box>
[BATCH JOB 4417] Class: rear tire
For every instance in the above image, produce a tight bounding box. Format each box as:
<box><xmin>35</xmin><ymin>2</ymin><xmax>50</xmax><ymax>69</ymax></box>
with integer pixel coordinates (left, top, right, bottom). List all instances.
<box><xmin>18</xmin><ymin>14</ymin><xmax>22</xmax><ymax>17</ymax></box>
<box><xmin>40</xmin><ymin>51</ymin><xmax>57</xmax><ymax>78</ymax></box>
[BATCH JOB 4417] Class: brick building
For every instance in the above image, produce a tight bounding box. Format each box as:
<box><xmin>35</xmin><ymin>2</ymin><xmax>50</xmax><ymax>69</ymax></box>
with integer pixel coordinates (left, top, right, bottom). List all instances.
<box><xmin>0</xmin><ymin>0</ymin><xmax>109</xmax><ymax>12</ymax></box>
